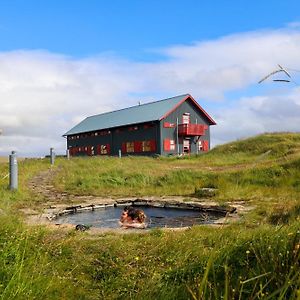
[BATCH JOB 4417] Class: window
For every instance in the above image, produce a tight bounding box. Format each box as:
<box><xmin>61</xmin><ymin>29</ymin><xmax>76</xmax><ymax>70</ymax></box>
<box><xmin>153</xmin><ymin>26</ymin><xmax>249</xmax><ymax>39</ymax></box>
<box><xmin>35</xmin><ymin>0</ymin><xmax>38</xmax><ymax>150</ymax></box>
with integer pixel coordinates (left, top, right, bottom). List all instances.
<box><xmin>170</xmin><ymin>140</ymin><xmax>175</xmax><ymax>151</ymax></box>
<box><xmin>115</xmin><ymin>128</ymin><xmax>122</xmax><ymax>134</ymax></box>
<box><xmin>183</xmin><ymin>139</ymin><xmax>190</xmax><ymax>153</ymax></box>
<box><xmin>126</xmin><ymin>142</ymin><xmax>134</xmax><ymax>153</ymax></box>
<box><xmin>144</xmin><ymin>123</ymin><xmax>155</xmax><ymax>129</ymax></box>
<box><xmin>121</xmin><ymin>140</ymin><xmax>156</xmax><ymax>153</ymax></box>
<box><xmin>182</xmin><ymin>113</ymin><xmax>190</xmax><ymax>124</ymax></box>
<box><xmin>142</xmin><ymin>141</ymin><xmax>151</xmax><ymax>152</ymax></box>
<box><xmin>198</xmin><ymin>140</ymin><xmax>203</xmax><ymax>151</ymax></box>
<box><xmin>100</xmin><ymin>145</ymin><xmax>108</xmax><ymax>154</ymax></box>
<box><xmin>128</xmin><ymin>126</ymin><xmax>138</xmax><ymax>131</ymax></box>
<box><xmin>164</xmin><ymin>139</ymin><xmax>175</xmax><ymax>151</ymax></box>
<box><xmin>96</xmin><ymin>144</ymin><xmax>110</xmax><ymax>155</ymax></box>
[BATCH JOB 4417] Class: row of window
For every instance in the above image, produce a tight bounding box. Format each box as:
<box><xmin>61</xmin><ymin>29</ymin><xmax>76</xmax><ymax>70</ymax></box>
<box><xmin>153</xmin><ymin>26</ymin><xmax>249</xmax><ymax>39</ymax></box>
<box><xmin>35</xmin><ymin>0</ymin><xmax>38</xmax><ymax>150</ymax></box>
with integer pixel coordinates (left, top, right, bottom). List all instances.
<box><xmin>164</xmin><ymin>139</ymin><xmax>209</xmax><ymax>152</ymax></box>
<box><xmin>121</xmin><ymin>140</ymin><xmax>156</xmax><ymax>153</ymax></box>
<box><xmin>68</xmin><ymin>131</ymin><xmax>111</xmax><ymax>141</ymax></box>
<box><xmin>69</xmin><ymin>139</ymin><xmax>209</xmax><ymax>156</ymax></box>
<box><xmin>69</xmin><ymin>140</ymin><xmax>157</xmax><ymax>156</ymax></box>
<box><xmin>69</xmin><ymin>144</ymin><xmax>111</xmax><ymax>156</ymax></box>
<box><xmin>68</xmin><ymin>123</ymin><xmax>156</xmax><ymax>141</ymax></box>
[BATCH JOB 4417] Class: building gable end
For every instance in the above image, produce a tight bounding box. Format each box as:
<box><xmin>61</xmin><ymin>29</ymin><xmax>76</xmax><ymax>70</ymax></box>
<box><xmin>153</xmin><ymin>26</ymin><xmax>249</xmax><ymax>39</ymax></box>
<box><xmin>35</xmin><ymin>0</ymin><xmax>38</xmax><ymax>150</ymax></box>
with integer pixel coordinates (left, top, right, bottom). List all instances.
<box><xmin>159</xmin><ymin>95</ymin><xmax>216</xmax><ymax>125</ymax></box>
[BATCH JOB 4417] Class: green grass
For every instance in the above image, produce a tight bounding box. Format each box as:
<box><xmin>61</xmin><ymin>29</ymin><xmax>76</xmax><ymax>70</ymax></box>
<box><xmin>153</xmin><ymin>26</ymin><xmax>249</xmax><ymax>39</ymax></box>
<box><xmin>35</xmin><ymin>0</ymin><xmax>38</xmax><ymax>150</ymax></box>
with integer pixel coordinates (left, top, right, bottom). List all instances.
<box><xmin>1</xmin><ymin>218</ymin><xmax>298</xmax><ymax>299</ymax></box>
<box><xmin>0</xmin><ymin>132</ymin><xmax>300</xmax><ymax>299</ymax></box>
<box><xmin>52</xmin><ymin>133</ymin><xmax>300</xmax><ymax>224</ymax></box>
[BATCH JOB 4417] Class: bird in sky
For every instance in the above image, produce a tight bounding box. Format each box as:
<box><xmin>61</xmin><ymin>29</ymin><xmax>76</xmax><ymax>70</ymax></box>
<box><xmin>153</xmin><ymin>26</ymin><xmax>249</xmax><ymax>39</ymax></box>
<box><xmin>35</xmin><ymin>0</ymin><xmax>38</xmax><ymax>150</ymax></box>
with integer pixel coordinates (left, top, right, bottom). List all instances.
<box><xmin>258</xmin><ymin>64</ymin><xmax>291</xmax><ymax>84</ymax></box>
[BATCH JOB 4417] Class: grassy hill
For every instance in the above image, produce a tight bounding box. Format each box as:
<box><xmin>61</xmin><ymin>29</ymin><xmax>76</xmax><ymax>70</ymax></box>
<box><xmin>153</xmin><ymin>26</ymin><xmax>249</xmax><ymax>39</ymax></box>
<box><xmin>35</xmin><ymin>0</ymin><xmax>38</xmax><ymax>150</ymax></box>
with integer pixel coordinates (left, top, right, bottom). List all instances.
<box><xmin>0</xmin><ymin>132</ymin><xmax>299</xmax><ymax>299</ymax></box>
<box><xmin>52</xmin><ymin>132</ymin><xmax>300</xmax><ymax>224</ymax></box>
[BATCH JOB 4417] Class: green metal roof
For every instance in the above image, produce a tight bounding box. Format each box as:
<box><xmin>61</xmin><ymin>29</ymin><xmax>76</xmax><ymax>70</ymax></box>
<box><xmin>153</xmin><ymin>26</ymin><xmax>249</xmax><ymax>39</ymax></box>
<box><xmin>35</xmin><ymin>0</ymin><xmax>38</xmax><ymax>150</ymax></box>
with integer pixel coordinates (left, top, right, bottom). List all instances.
<box><xmin>64</xmin><ymin>94</ymin><xmax>189</xmax><ymax>136</ymax></box>
<box><xmin>63</xmin><ymin>93</ymin><xmax>215</xmax><ymax>136</ymax></box>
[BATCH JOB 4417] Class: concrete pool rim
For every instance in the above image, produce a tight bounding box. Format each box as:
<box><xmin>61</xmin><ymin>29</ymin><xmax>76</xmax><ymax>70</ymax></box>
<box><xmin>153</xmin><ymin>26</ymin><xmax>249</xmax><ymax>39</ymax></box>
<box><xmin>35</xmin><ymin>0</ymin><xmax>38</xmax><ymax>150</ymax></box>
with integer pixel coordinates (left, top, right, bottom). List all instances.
<box><xmin>41</xmin><ymin>197</ymin><xmax>241</xmax><ymax>229</ymax></box>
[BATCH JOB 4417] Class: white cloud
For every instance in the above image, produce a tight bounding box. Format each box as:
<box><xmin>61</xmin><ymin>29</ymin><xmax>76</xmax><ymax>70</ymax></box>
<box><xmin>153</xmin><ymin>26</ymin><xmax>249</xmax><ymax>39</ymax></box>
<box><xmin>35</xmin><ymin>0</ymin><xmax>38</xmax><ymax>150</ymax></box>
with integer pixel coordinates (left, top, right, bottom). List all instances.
<box><xmin>148</xmin><ymin>28</ymin><xmax>300</xmax><ymax>99</ymax></box>
<box><xmin>0</xmin><ymin>27</ymin><xmax>300</xmax><ymax>156</ymax></box>
<box><xmin>212</xmin><ymin>88</ymin><xmax>300</xmax><ymax>146</ymax></box>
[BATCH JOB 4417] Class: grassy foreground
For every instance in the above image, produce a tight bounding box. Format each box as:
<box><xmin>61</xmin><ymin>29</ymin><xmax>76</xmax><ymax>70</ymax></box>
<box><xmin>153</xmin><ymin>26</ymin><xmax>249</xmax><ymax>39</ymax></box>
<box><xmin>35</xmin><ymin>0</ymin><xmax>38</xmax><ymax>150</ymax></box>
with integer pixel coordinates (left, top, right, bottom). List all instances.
<box><xmin>0</xmin><ymin>133</ymin><xmax>300</xmax><ymax>299</ymax></box>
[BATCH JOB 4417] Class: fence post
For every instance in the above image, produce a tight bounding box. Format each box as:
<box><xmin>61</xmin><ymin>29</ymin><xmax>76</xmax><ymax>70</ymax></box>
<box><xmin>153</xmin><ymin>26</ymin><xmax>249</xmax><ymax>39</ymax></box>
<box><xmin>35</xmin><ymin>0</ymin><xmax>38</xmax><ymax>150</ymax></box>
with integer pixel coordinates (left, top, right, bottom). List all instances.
<box><xmin>66</xmin><ymin>149</ymin><xmax>70</xmax><ymax>160</ymax></box>
<box><xmin>9</xmin><ymin>151</ymin><xmax>18</xmax><ymax>190</ymax></box>
<box><xmin>50</xmin><ymin>148</ymin><xmax>55</xmax><ymax>165</ymax></box>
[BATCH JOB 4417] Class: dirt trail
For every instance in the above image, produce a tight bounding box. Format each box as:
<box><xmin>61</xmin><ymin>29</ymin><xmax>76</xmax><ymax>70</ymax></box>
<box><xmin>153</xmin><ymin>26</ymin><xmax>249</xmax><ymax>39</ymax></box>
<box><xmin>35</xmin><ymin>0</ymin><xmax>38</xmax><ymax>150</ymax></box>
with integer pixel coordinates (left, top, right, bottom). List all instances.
<box><xmin>27</xmin><ymin>167</ymin><xmax>118</xmax><ymax>211</ymax></box>
<box><xmin>27</xmin><ymin>167</ymin><xmax>97</xmax><ymax>207</ymax></box>
<box><xmin>28</xmin><ymin>168</ymin><xmax>67</xmax><ymax>202</ymax></box>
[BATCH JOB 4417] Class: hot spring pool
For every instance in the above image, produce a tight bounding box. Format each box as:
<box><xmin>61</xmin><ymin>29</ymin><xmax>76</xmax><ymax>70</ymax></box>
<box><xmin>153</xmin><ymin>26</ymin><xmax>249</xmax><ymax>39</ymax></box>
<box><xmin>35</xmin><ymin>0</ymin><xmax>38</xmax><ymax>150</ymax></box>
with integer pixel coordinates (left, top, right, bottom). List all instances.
<box><xmin>54</xmin><ymin>205</ymin><xmax>225</xmax><ymax>229</ymax></box>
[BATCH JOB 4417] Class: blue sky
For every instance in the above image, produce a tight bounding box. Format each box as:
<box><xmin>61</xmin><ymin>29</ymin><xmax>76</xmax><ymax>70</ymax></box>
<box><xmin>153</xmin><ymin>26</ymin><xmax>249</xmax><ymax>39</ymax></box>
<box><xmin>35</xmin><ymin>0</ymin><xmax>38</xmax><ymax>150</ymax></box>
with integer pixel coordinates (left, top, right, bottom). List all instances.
<box><xmin>0</xmin><ymin>1</ymin><xmax>300</xmax><ymax>156</ymax></box>
<box><xmin>1</xmin><ymin>0</ymin><xmax>299</xmax><ymax>58</ymax></box>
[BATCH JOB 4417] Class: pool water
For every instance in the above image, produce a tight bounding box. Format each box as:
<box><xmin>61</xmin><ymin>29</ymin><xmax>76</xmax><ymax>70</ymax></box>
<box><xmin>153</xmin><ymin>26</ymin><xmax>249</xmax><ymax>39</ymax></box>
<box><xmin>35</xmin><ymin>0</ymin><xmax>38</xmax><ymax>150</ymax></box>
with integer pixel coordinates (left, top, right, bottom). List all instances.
<box><xmin>55</xmin><ymin>206</ymin><xmax>224</xmax><ymax>229</ymax></box>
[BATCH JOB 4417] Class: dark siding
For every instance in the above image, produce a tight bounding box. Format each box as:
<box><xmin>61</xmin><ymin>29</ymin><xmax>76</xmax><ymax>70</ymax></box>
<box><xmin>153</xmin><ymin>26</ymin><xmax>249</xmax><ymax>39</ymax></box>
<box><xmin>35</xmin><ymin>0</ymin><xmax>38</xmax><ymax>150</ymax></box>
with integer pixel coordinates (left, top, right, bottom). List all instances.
<box><xmin>160</xmin><ymin>98</ymin><xmax>211</xmax><ymax>156</ymax></box>
<box><xmin>111</xmin><ymin>122</ymin><xmax>159</xmax><ymax>156</ymax></box>
<box><xmin>67</xmin><ymin>121</ymin><xmax>160</xmax><ymax>156</ymax></box>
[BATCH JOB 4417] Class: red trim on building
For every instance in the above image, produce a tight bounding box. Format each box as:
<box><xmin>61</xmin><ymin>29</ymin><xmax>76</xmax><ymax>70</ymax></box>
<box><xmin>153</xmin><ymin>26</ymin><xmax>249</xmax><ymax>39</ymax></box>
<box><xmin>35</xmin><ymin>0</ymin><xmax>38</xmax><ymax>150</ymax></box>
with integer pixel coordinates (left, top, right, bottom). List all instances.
<box><xmin>159</xmin><ymin>95</ymin><xmax>190</xmax><ymax>121</ymax></box>
<box><xmin>150</xmin><ymin>140</ymin><xmax>156</xmax><ymax>152</ymax></box>
<box><xmin>164</xmin><ymin>139</ymin><xmax>170</xmax><ymax>151</ymax></box>
<box><xmin>159</xmin><ymin>94</ymin><xmax>216</xmax><ymax>125</ymax></box>
<box><xmin>202</xmin><ymin>140</ymin><xmax>209</xmax><ymax>152</ymax></box>
<box><xmin>121</xmin><ymin>143</ymin><xmax>126</xmax><ymax>153</ymax></box>
<box><xmin>163</xmin><ymin>122</ymin><xmax>176</xmax><ymax>128</ymax></box>
<box><xmin>134</xmin><ymin>141</ymin><xmax>143</xmax><ymax>152</ymax></box>
<box><xmin>87</xmin><ymin>146</ymin><xmax>92</xmax><ymax>156</ymax></box>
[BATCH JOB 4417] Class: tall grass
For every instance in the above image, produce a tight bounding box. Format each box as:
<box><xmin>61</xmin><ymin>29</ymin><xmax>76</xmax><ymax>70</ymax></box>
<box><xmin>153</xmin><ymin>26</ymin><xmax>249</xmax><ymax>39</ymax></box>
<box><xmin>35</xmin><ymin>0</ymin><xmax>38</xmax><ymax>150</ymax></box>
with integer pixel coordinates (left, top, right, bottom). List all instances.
<box><xmin>83</xmin><ymin>222</ymin><xmax>299</xmax><ymax>299</ymax></box>
<box><xmin>0</xmin><ymin>133</ymin><xmax>300</xmax><ymax>299</ymax></box>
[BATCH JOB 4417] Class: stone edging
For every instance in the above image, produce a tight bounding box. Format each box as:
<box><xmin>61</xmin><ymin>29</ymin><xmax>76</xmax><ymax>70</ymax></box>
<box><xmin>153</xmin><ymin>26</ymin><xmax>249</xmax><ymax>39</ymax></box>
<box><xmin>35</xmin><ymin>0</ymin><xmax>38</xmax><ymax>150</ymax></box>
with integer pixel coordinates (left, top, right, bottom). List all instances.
<box><xmin>44</xmin><ymin>198</ymin><xmax>237</xmax><ymax>226</ymax></box>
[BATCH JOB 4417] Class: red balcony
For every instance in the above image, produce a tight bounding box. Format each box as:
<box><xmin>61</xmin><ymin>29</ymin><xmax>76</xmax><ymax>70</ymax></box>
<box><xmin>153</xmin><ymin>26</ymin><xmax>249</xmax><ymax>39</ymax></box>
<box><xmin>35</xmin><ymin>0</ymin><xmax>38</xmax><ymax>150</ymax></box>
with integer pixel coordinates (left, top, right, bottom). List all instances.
<box><xmin>178</xmin><ymin>124</ymin><xmax>205</xmax><ymax>136</ymax></box>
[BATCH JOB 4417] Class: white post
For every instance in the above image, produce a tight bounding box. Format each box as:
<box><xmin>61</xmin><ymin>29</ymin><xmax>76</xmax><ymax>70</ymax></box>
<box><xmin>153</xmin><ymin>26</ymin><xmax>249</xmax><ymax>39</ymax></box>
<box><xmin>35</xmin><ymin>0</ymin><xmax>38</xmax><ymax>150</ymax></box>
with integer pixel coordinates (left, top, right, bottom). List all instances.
<box><xmin>50</xmin><ymin>148</ymin><xmax>55</xmax><ymax>165</ymax></box>
<box><xmin>66</xmin><ymin>149</ymin><xmax>70</xmax><ymax>160</ymax></box>
<box><xmin>9</xmin><ymin>151</ymin><xmax>18</xmax><ymax>190</ymax></box>
<box><xmin>196</xmin><ymin>118</ymin><xmax>198</xmax><ymax>155</ymax></box>
<box><xmin>176</xmin><ymin>117</ymin><xmax>179</xmax><ymax>155</ymax></box>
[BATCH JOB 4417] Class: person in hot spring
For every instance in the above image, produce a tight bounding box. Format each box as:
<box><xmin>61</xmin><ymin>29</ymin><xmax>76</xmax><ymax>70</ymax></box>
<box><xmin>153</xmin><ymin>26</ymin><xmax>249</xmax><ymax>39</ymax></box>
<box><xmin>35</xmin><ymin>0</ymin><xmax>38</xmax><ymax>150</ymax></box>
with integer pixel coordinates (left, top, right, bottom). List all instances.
<box><xmin>119</xmin><ymin>206</ymin><xmax>147</xmax><ymax>229</ymax></box>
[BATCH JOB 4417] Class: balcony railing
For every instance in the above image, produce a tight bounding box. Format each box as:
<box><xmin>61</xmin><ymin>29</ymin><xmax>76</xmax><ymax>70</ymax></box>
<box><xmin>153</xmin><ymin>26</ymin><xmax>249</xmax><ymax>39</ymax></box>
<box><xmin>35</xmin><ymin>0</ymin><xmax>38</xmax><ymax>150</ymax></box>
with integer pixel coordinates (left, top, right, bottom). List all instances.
<box><xmin>178</xmin><ymin>124</ymin><xmax>205</xmax><ymax>136</ymax></box>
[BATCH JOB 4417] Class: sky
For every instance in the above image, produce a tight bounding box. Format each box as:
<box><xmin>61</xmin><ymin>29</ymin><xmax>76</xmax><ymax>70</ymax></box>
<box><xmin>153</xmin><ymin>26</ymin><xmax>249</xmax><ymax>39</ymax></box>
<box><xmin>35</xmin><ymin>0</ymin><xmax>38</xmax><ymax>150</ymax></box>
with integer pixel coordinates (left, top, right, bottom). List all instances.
<box><xmin>0</xmin><ymin>0</ymin><xmax>300</xmax><ymax>156</ymax></box>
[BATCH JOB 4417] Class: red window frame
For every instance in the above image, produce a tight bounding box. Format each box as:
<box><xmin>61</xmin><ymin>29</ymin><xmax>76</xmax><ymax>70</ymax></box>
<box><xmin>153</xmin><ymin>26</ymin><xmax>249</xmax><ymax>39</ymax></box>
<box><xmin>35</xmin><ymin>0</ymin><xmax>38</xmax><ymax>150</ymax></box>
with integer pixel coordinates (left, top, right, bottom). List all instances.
<box><xmin>97</xmin><ymin>144</ymin><xmax>111</xmax><ymax>155</ymax></box>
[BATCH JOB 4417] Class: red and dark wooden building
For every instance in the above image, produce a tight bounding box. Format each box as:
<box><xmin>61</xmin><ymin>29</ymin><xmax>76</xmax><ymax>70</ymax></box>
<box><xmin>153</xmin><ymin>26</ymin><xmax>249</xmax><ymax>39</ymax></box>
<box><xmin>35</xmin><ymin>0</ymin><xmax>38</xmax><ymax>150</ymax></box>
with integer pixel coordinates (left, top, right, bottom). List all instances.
<box><xmin>63</xmin><ymin>94</ymin><xmax>216</xmax><ymax>156</ymax></box>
